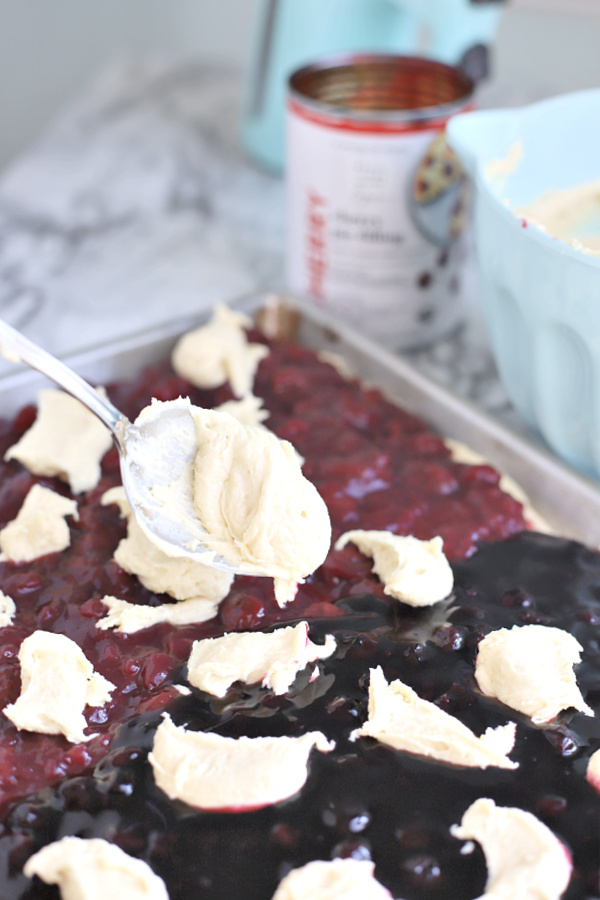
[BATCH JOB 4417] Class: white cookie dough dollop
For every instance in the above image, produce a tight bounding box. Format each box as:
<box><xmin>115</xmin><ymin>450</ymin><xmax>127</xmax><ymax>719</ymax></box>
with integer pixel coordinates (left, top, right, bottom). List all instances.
<box><xmin>187</xmin><ymin>622</ymin><xmax>336</xmax><ymax>697</ymax></box>
<box><xmin>216</xmin><ymin>394</ymin><xmax>269</xmax><ymax>427</ymax></box>
<box><xmin>335</xmin><ymin>531</ymin><xmax>453</xmax><ymax>606</ymax></box>
<box><xmin>171</xmin><ymin>304</ymin><xmax>269</xmax><ymax>398</ymax></box>
<box><xmin>451</xmin><ymin>798</ymin><xmax>572</xmax><ymax>900</ymax></box>
<box><xmin>0</xmin><ymin>484</ymin><xmax>78</xmax><ymax>563</ymax></box>
<box><xmin>97</xmin><ymin>594</ymin><xmax>225</xmax><ymax>634</ymax></box>
<box><xmin>0</xmin><ymin>590</ymin><xmax>16</xmax><ymax>628</ymax></box>
<box><xmin>5</xmin><ymin>388</ymin><xmax>112</xmax><ymax>493</ymax></box>
<box><xmin>586</xmin><ymin>748</ymin><xmax>600</xmax><ymax>793</ymax></box>
<box><xmin>351</xmin><ymin>666</ymin><xmax>517</xmax><ymax>769</ymax></box>
<box><xmin>271</xmin><ymin>859</ymin><xmax>392</xmax><ymax>900</ymax></box>
<box><xmin>149</xmin><ymin>714</ymin><xmax>334</xmax><ymax>810</ymax></box>
<box><xmin>24</xmin><ymin>836</ymin><xmax>169</xmax><ymax>900</ymax></box>
<box><xmin>475</xmin><ymin>624</ymin><xmax>593</xmax><ymax>724</ymax></box>
<box><xmin>3</xmin><ymin>631</ymin><xmax>114</xmax><ymax>743</ymax></box>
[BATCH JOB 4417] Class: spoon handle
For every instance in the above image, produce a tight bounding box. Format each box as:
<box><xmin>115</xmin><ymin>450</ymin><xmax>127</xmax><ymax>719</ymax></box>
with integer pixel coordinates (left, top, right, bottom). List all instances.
<box><xmin>0</xmin><ymin>319</ymin><xmax>128</xmax><ymax>438</ymax></box>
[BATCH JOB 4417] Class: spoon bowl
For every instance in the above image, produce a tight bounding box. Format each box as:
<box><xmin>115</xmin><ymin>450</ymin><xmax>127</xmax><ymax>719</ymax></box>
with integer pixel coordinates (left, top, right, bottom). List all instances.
<box><xmin>0</xmin><ymin>320</ymin><xmax>239</xmax><ymax>573</ymax></box>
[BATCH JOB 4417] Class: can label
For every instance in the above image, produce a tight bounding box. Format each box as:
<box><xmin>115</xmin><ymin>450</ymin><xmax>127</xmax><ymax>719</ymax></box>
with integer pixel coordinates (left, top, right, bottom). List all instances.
<box><xmin>286</xmin><ymin>98</ymin><xmax>470</xmax><ymax>350</ymax></box>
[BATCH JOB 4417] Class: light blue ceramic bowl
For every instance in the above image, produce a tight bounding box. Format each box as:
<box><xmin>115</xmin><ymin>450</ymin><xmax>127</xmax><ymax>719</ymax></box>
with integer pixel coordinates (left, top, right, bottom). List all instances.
<box><xmin>447</xmin><ymin>89</ymin><xmax>600</xmax><ymax>479</ymax></box>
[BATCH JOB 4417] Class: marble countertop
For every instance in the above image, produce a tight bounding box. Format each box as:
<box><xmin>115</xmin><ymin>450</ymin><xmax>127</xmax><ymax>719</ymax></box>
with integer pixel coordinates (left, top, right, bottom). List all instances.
<box><xmin>0</xmin><ymin>59</ymin><xmax>531</xmax><ymax>439</ymax></box>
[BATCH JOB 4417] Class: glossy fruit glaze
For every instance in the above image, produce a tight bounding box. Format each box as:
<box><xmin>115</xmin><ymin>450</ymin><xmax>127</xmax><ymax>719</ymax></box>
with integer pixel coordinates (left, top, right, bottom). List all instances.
<box><xmin>0</xmin><ymin>326</ymin><xmax>568</xmax><ymax>897</ymax></box>
<box><xmin>2</xmin><ymin>532</ymin><xmax>600</xmax><ymax>900</ymax></box>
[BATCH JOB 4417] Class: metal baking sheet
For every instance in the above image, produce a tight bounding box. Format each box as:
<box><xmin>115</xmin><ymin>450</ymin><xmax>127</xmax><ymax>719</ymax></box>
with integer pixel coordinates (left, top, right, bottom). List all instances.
<box><xmin>0</xmin><ymin>290</ymin><xmax>599</xmax><ymax>547</ymax></box>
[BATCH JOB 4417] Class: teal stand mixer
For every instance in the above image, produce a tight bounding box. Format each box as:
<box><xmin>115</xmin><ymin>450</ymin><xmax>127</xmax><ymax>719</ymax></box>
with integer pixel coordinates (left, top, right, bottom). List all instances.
<box><xmin>241</xmin><ymin>0</ymin><xmax>507</xmax><ymax>173</ymax></box>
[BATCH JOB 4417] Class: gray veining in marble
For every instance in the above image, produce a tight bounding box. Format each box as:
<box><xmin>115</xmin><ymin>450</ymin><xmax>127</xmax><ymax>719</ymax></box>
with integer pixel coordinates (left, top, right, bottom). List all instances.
<box><xmin>0</xmin><ymin>61</ymin><xmax>285</xmax><ymax>359</ymax></box>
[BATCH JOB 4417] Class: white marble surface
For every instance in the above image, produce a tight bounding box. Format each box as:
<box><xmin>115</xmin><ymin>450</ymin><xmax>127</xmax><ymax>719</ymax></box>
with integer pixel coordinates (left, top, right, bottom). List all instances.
<box><xmin>0</xmin><ymin>58</ymin><xmax>528</xmax><ymax>437</ymax></box>
<box><xmin>0</xmin><ymin>62</ymin><xmax>283</xmax><ymax>352</ymax></box>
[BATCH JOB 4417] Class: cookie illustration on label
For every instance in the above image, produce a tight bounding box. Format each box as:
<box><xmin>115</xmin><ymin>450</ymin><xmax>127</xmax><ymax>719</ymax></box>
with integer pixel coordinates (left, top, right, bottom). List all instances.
<box><xmin>409</xmin><ymin>131</ymin><xmax>470</xmax><ymax>247</ymax></box>
<box><xmin>413</xmin><ymin>132</ymin><xmax>463</xmax><ymax>206</ymax></box>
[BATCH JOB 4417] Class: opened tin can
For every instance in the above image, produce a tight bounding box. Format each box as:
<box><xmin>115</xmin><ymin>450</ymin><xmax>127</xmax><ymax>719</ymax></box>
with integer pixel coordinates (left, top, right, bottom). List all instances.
<box><xmin>286</xmin><ymin>55</ymin><xmax>475</xmax><ymax>350</ymax></box>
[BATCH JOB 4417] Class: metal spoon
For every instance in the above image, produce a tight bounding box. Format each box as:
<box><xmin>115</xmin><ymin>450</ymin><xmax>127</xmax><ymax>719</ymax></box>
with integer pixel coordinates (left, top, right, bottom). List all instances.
<box><xmin>0</xmin><ymin>319</ymin><xmax>239</xmax><ymax>573</ymax></box>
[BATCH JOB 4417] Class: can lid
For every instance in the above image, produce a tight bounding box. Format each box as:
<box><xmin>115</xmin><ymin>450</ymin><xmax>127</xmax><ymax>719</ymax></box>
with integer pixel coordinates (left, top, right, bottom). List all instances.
<box><xmin>289</xmin><ymin>54</ymin><xmax>474</xmax><ymax>125</ymax></box>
